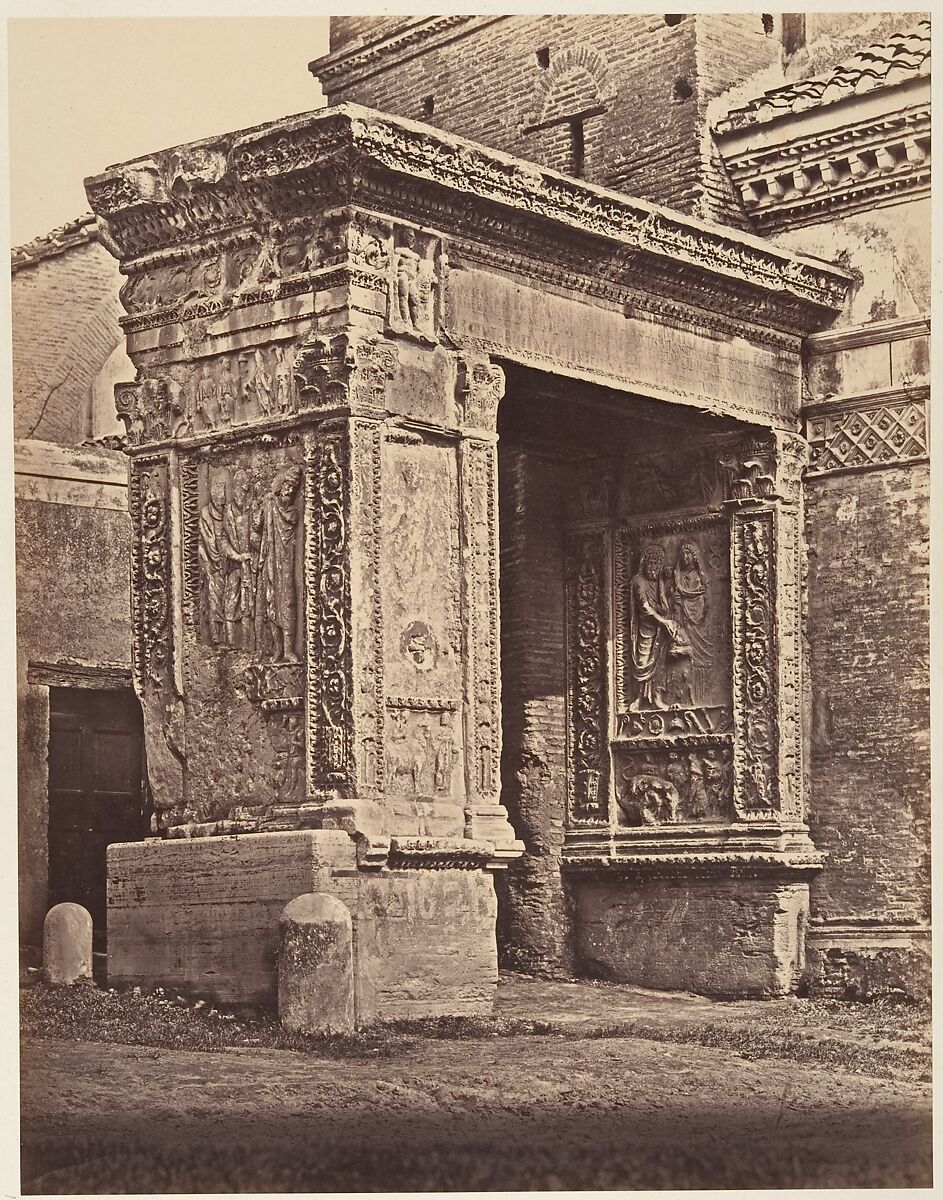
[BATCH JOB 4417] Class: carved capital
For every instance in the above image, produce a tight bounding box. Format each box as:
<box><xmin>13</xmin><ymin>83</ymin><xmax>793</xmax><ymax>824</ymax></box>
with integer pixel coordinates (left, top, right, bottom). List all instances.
<box><xmin>456</xmin><ymin>354</ymin><xmax>505</xmax><ymax>432</ymax></box>
<box><xmin>719</xmin><ymin>430</ymin><xmax>808</xmax><ymax>506</ymax></box>
<box><xmin>115</xmin><ymin>378</ymin><xmax>176</xmax><ymax>446</ymax></box>
<box><xmin>295</xmin><ymin>332</ymin><xmax>397</xmax><ymax>415</ymax></box>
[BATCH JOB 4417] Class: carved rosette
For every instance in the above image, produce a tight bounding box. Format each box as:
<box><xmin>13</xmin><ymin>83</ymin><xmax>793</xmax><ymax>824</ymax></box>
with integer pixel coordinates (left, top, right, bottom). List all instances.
<box><xmin>305</xmin><ymin>424</ymin><xmax>354</xmax><ymax>796</ymax></box>
<box><xmin>566</xmin><ymin>530</ymin><xmax>610</xmax><ymax>823</ymax></box>
<box><xmin>459</xmin><ymin>437</ymin><xmax>501</xmax><ymax>805</ymax></box>
<box><xmin>129</xmin><ymin>457</ymin><xmax>172</xmax><ymax>694</ymax></box>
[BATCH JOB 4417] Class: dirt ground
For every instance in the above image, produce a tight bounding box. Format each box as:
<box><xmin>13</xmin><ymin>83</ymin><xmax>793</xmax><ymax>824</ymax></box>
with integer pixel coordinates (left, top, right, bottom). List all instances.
<box><xmin>21</xmin><ymin>977</ymin><xmax>932</xmax><ymax>1193</ymax></box>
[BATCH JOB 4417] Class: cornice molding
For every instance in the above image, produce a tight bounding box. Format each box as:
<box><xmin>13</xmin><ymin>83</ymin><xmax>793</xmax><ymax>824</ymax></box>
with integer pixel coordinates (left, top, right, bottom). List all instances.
<box><xmin>805</xmin><ymin>314</ymin><xmax>929</xmax><ymax>355</ymax></box>
<box><xmin>85</xmin><ymin>103</ymin><xmax>852</xmax><ymax>337</ymax></box>
<box><xmin>309</xmin><ymin>17</ymin><xmax>492</xmax><ymax>89</ymax></box>
<box><xmin>716</xmin><ymin>80</ymin><xmax>930</xmax><ymax>233</ymax></box>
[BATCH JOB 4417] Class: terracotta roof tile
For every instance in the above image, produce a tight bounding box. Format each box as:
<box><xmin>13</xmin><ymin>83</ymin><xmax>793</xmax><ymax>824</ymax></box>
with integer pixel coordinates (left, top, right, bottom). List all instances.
<box><xmin>716</xmin><ymin>17</ymin><xmax>930</xmax><ymax>133</ymax></box>
<box><xmin>11</xmin><ymin>213</ymin><xmax>99</xmax><ymax>273</ymax></box>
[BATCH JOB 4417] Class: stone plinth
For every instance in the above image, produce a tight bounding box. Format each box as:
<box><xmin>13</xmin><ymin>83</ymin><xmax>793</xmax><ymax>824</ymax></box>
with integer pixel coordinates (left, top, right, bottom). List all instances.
<box><xmin>42</xmin><ymin>902</ymin><xmax>93</xmax><ymax>985</ymax></box>
<box><xmin>573</xmin><ymin>872</ymin><xmax>809</xmax><ymax>998</ymax></box>
<box><xmin>278</xmin><ymin>893</ymin><xmax>355</xmax><ymax>1032</ymax></box>
<box><xmin>108</xmin><ymin>832</ymin><xmax>497</xmax><ymax>1018</ymax></box>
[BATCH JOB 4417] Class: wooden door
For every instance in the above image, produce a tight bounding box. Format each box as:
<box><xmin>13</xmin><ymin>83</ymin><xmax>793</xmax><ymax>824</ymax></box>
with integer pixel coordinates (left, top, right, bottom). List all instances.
<box><xmin>47</xmin><ymin>688</ymin><xmax>147</xmax><ymax>947</ymax></box>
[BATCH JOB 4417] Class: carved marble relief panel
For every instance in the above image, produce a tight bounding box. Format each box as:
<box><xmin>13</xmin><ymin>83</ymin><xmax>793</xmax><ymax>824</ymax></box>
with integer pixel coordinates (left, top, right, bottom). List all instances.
<box><xmin>615</xmin><ymin>516</ymin><xmax>731</xmax><ymax>723</ymax></box>
<box><xmin>116</xmin><ymin>345</ymin><xmax>298</xmax><ymax>446</ymax></box>
<box><xmin>182</xmin><ymin>449</ymin><xmax>304</xmax><ymax>663</ymax></box>
<box><xmin>615</xmin><ymin>442</ymin><xmax>723</xmax><ymax>517</ymax></box>
<box><xmin>381</xmin><ymin>438</ymin><xmax>461</xmax><ymax>706</ymax></box>
<box><xmin>614</xmin><ymin>745</ymin><xmax>733</xmax><ymax>826</ymax></box>
<box><xmin>385</xmin><ymin>699</ymin><xmax>460</xmax><ymax>798</ymax></box>
<box><xmin>173</xmin><ymin>441</ymin><xmax>306</xmax><ymax>826</ymax></box>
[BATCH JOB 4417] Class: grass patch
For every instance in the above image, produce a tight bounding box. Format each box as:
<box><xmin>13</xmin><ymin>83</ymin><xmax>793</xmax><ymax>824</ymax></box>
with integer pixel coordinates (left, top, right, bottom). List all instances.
<box><xmin>20</xmin><ymin>972</ymin><xmax>929</xmax><ymax>1082</ymax></box>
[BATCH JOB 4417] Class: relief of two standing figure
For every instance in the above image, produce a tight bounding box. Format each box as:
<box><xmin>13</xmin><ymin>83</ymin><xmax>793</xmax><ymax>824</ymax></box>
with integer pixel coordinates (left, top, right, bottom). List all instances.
<box><xmin>198</xmin><ymin>466</ymin><xmax>302</xmax><ymax>662</ymax></box>
<box><xmin>628</xmin><ymin>539</ymin><xmax>713</xmax><ymax>711</ymax></box>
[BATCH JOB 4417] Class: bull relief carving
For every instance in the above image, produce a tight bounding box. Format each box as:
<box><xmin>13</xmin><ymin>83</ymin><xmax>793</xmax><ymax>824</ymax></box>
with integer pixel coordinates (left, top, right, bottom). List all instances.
<box><xmin>387</xmin><ymin>226</ymin><xmax>441</xmax><ymax>342</ymax></box>
<box><xmin>385</xmin><ymin>703</ymin><xmax>459</xmax><ymax>797</ymax></box>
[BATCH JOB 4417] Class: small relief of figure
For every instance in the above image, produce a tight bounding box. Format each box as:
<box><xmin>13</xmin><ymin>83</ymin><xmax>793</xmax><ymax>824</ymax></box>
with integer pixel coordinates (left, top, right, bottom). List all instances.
<box><xmin>386</xmin><ymin>710</ymin><xmax>427</xmax><ymax>794</ymax></box>
<box><xmin>392</xmin><ymin>227</ymin><xmax>437</xmax><ymax>338</ymax></box>
<box><xmin>248</xmin><ymin>348</ymin><xmax>276</xmax><ymax>417</ymax></box>
<box><xmin>432</xmin><ymin>713</ymin><xmax>455</xmax><ymax>793</ymax></box>
<box><xmin>217</xmin><ymin>358</ymin><xmax>237</xmax><ymax>426</ymax></box>
<box><xmin>628</xmin><ymin>543</ymin><xmax>680</xmax><ymax>711</ymax></box>
<box><xmin>702</xmin><ymin>748</ymin><xmax>732</xmax><ymax>817</ymax></box>
<box><xmin>686</xmin><ymin>753</ymin><xmax>709</xmax><ymax>819</ymax></box>
<box><xmin>192</xmin><ymin>362</ymin><xmax>217</xmax><ymax>431</ymax></box>
<box><xmin>273</xmin><ymin>343</ymin><xmax>294</xmax><ymax>413</ymax></box>
<box><xmin>257</xmin><ymin>466</ymin><xmax>302</xmax><ymax>663</ymax></box>
<box><xmin>664</xmin><ymin>751</ymin><xmax>689</xmax><ymax>811</ymax></box>
<box><xmin>199</xmin><ymin>474</ymin><xmax>250</xmax><ymax>646</ymax></box>
<box><xmin>668</xmin><ymin>539</ymin><xmax>713</xmax><ymax>706</ymax></box>
<box><xmin>223</xmin><ymin>469</ymin><xmax>261</xmax><ymax>650</ymax></box>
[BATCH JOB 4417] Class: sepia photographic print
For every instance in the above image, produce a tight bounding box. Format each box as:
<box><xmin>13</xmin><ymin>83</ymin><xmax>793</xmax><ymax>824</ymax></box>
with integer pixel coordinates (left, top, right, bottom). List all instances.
<box><xmin>12</xmin><ymin>8</ymin><xmax>932</xmax><ymax>1192</ymax></box>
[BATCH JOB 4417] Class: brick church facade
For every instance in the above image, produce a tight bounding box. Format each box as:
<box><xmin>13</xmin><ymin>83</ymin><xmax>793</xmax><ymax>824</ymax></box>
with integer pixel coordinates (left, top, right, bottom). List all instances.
<box><xmin>16</xmin><ymin>14</ymin><xmax>929</xmax><ymax>1005</ymax></box>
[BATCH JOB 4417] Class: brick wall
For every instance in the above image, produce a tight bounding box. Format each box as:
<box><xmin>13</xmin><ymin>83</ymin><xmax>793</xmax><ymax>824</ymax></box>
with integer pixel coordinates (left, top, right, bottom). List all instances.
<box><xmin>320</xmin><ymin>14</ymin><xmax>778</xmax><ymax>221</ymax></box>
<box><xmin>12</xmin><ymin>237</ymin><xmax>126</xmax><ymax>444</ymax></box>
<box><xmin>497</xmin><ymin>441</ymin><xmax>574</xmax><ymax>974</ymax></box>
<box><xmin>805</xmin><ymin>463</ymin><xmax>930</xmax><ymax>926</ymax></box>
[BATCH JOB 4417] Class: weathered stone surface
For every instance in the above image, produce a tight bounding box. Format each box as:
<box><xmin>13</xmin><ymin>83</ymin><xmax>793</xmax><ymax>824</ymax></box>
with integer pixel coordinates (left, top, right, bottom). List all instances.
<box><xmin>278</xmin><ymin>893</ymin><xmax>354</xmax><ymax>1032</ymax></box>
<box><xmin>42</xmin><ymin>903</ymin><xmax>93</xmax><ymax>985</ymax></box>
<box><xmin>108</xmin><ymin>831</ymin><xmax>498</xmax><ymax>1017</ymax></box>
<box><xmin>574</xmin><ymin>876</ymin><xmax>809</xmax><ymax>998</ymax></box>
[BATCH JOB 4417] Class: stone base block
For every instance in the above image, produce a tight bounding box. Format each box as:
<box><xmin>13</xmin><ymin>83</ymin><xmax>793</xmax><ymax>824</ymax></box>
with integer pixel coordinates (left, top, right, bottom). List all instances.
<box><xmin>803</xmin><ymin>926</ymin><xmax>931</xmax><ymax>1001</ymax></box>
<box><xmin>107</xmin><ymin>830</ymin><xmax>498</xmax><ymax>1021</ymax></box>
<box><xmin>573</xmin><ymin>875</ymin><xmax>809</xmax><ymax>998</ymax></box>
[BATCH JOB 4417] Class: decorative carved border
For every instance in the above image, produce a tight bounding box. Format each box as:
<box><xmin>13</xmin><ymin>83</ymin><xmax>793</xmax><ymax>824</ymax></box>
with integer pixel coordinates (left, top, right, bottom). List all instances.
<box><xmin>305</xmin><ymin>423</ymin><xmax>354</xmax><ymax>795</ymax></box>
<box><xmin>179</xmin><ymin>457</ymin><xmax>201</xmax><ymax>627</ymax></box>
<box><xmin>86</xmin><ymin>105</ymin><xmax>851</xmax><ymax>319</ymax></box>
<box><xmin>565</xmin><ymin>528</ymin><xmax>610</xmax><ymax>824</ymax></box>
<box><xmin>805</xmin><ymin>391</ymin><xmax>928</xmax><ymax>474</ymax></box>
<box><xmin>717</xmin><ymin>97</ymin><xmax>930</xmax><ymax>232</ymax></box>
<box><xmin>730</xmin><ymin>508</ymin><xmax>779</xmax><ymax>817</ymax></box>
<box><xmin>352</xmin><ymin>417</ymin><xmax>385</xmax><ymax>794</ymax></box>
<box><xmin>460</xmin><ymin>437</ymin><xmax>501</xmax><ymax>803</ymax></box>
<box><xmin>129</xmin><ymin>455</ymin><xmax>171</xmax><ymax>696</ymax></box>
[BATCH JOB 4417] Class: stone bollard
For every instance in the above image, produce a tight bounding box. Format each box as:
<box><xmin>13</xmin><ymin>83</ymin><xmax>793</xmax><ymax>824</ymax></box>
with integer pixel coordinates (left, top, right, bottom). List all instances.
<box><xmin>278</xmin><ymin>893</ymin><xmax>355</xmax><ymax>1033</ymax></box>
<box><xmin>42</xmin><ymin>903</ymin><xmax>93</xmax><ymax>985</ymax></box>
